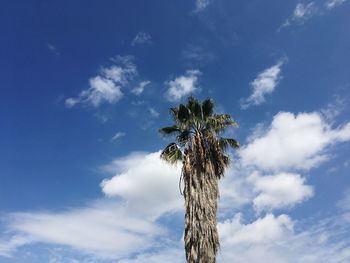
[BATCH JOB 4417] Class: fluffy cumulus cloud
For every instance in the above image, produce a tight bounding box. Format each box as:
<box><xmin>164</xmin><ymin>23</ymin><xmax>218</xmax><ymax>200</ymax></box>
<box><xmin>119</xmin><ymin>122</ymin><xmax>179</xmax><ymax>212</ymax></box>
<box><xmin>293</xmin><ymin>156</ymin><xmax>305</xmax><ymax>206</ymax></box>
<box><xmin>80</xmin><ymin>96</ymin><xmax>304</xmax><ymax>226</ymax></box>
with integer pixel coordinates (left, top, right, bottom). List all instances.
<box><xmin>164</xmin><ymin>70</ymin><xmax>201</xmax><ymax>102</ymax></box>
<box><xmin>219</xmin><ymin>213</ymin><xmax>294</xmax><ymax>245</ymax></box>
<box><xmin>249</xmin><ymin>172</ymin><xmax>314</xmax><ymax>211</ymax></box>
<box><xmin>240</xmin><ymin>111</ymin><xmax>350</xmax><ymax>171</ymax></box>
<box><xmin>131</xmin><ymin>32</ymin><xmax>152</xmax><ymax>46</ymax></box>
<box><xmin>241</xmin><ymin>60</ymin><xmax>285</xmax><ymax>109</ymax></box>
<box><xmin>218</xmin><ymin>213</ymin><xmax>350</xmax><ymax>263</ymax></box>
<box><xmin>101</xmin><ymin>151</ymin><xmax>182</xmax><ymax>218</ymax></box>
<box><xmin>118</xmin><ymin>212</ymin><xmax>350</xmax><ymax>263</ymax></box>
<box><xmin>0</xmin><ymin>152</ymin><xmax>182</xmax><ymax>260</ymax></box>
<box><xmin>65</xmin><ymin>56</ymin><xmax>137</xmax><ymax>108</ymax></box>
<box><xmin>1</xmin><ymin>147</ymin><xmax>350</xmax><ymax>261</ymax></box>
<box><xmin>218</xmin><ymin>166</ymin><xmax>256</xmax><ymax>215</ymax></box>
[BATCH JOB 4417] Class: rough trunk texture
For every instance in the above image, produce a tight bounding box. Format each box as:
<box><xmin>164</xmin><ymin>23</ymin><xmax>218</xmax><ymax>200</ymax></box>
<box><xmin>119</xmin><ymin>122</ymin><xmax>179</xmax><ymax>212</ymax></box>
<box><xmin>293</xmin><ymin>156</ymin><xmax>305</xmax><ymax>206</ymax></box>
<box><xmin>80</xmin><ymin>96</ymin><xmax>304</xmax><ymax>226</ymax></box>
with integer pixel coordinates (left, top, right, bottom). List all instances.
<box><xmin>183</xmin><ymin>133</ymin><xmax>221</xmax><ymax>263</ymax></box>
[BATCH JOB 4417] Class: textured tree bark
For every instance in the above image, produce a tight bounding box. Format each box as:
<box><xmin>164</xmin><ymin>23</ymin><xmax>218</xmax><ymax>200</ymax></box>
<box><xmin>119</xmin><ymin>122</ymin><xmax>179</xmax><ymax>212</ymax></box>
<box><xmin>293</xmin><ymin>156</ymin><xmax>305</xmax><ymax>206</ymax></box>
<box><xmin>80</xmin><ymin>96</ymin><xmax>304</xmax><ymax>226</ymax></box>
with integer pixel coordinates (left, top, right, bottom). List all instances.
<box><xmin>183</xmin><ymin>134</ymin><xmax>220</xmax><ymax>263</ymax></box>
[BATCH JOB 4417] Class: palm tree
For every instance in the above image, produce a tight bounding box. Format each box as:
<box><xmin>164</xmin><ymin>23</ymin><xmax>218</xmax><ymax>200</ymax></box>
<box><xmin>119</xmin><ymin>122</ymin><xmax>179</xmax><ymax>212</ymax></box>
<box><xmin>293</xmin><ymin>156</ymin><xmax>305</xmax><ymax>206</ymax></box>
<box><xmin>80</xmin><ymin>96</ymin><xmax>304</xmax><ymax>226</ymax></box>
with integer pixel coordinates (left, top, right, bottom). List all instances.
<box><xmin>159</xmin><ymin>96</ymin><xmax>239</xmax><ymax>263</ymax></box>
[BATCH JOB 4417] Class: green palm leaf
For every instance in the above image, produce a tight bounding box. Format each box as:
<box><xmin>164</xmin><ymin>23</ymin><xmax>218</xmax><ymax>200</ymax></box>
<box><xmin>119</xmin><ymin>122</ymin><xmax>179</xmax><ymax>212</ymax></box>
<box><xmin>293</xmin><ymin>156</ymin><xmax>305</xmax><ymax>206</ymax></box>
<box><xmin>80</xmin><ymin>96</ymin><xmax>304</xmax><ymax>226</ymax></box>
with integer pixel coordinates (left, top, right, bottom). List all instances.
<box><xmin>202</xmin><ymin>98</ymin><xmax>214</xmax><ymax>119</ymax></box>
<box><xmin>187</xmin><ymin>96</ymin><xmax>202</xmax><ymax>120</ymax></box>
<box><xmin>160</xmin><ymin>143</ymin><xmax>183</xmax><ymax>164</ymax></box>
<box><xmin>206</xmin><ymin>114</ymin><xmax>238</xmax><ymax>133</ymax></box>
<box><xmin>178</xmin><ymin>104</ymin><xmax>190</xmax><ymax>123</ymax></box>
<box><xmin>219</xmin><ymin>138</ymin><xmax>240</xmax><ymax>150</ymax></box>
<box><xmin>177</xmin><ymin>130</ymin><xmax>191</xmax><ymax>146</ymax></box>
<box><xmin>159</xmin><ymin>125</ymin><xmax>181</xmax><ymax>136</ymax></box>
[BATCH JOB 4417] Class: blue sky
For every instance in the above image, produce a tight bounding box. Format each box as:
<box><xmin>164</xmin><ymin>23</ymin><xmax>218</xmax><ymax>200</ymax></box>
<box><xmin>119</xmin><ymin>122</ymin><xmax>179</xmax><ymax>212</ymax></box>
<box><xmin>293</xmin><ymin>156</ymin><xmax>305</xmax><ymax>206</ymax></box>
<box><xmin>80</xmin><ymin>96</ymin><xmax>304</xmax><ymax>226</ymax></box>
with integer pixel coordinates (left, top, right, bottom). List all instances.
<box><xmin>1</xmin><ymin>0</ymin><xmax>350</xmax><ymax>262</ymax></box>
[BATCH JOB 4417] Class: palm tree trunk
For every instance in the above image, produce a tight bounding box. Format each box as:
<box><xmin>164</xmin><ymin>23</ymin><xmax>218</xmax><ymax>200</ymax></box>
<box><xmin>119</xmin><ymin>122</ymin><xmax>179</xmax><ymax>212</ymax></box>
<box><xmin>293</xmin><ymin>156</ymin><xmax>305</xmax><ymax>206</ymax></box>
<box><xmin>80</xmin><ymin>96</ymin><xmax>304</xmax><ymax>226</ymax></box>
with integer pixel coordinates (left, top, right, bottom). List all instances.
<box><xmin>183</xmin><ymin>135</ymin><xmax>220</xmax><ymax>263</ymax></box>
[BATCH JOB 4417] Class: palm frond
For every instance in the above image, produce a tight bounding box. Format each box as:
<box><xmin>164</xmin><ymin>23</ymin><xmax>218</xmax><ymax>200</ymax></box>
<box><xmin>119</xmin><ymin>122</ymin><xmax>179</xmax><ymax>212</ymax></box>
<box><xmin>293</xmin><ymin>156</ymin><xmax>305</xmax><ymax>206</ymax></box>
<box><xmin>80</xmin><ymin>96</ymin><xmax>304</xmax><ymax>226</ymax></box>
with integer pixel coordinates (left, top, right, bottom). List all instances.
<box><xmin>159</xmin><ymin>125</ymin><xmax>181</xmax><ymax>136</ymax></box>
<box><xmin>177</xmin><ymin>130</ymin><xmax>191</xmax><ymax>146</ymax></box>
<box><xmin>178</xmin><ymin>104</ymin><xmax>190</xmax><ymax>123</ymax></box>
<box><xmin>160</xmin><ymin>143</ymin><xmax>183</xmax><ymax>164</ymax></box>
<box><xmin>187</xmin><ymin>96</ymin><xmax>202</xmax><ymax>120</ymax></box>
<box><xmin>202</xmin><ymin>98</ymin><xmax>214</xmax><ymax>119</ymax></box>
<box><xmin>169</xmin><ymin>107</ymin><xmax>179</xmax><ymax>121</ymax></box>
<box><xmin>219</xmin><ymin>138</ymin><xmax>240</xmax><ymax>150</ymax></box>
<box><xmin>206</xmin><ymin>114</ymin><xmax>238</xmax><ymax>133</ymax></box>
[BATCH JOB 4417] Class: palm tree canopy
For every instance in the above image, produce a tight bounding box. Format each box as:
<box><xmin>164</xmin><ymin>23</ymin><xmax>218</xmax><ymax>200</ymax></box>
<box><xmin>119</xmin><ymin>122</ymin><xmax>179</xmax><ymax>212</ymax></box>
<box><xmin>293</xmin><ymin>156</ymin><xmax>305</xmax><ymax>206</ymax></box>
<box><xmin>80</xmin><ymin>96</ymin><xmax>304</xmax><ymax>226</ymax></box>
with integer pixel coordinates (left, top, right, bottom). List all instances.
<box><xmin>160</xmin><ymin>96</ymin><xmax>239</xmax><ymax>164</ymax></box>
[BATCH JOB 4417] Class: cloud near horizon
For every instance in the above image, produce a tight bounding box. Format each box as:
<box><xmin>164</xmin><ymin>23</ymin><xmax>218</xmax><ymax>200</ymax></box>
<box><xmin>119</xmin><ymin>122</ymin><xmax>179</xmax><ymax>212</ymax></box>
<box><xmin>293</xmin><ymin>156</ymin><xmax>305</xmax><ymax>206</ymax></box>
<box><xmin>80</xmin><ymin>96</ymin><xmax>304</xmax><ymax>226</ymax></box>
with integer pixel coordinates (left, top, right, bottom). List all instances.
<box><xmin>1</xmin><ymin>109</ymin><xmax>350</xmax><ymax>261</ymax></box>
<box><xmin>0</xmin><ymin>201</ymin><xmax>165</xmax><ymax>260</ymax></box>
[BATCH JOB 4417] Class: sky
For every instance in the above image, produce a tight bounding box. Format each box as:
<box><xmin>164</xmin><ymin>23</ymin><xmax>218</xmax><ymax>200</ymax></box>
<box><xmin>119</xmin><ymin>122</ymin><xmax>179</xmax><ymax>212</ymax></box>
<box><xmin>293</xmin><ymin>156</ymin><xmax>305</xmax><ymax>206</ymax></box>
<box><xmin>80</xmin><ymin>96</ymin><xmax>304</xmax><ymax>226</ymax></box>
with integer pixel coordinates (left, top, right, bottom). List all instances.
<box><xmin>1</xmin><ymin>0</ymin><xmax>350</xmax><ymax>262</ymax></box>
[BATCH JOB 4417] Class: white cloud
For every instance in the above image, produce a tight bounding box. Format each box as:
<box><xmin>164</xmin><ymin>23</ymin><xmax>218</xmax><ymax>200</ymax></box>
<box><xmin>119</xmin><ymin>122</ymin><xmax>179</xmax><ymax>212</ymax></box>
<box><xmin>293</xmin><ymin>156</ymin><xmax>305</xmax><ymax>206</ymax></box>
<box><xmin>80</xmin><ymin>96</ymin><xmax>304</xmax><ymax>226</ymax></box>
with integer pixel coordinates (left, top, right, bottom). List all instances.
<box><xmin>131</xmin><ymin>32</ymin><xmax>152</xmax><ymax>46</ymax></box>
<box><xmin>111</xmin><ymin>132</ymin><xmax>125</xmax><ymax>141</ymax></box>
<box><xmin>326</xmin><ymin>0</ymin><xmax>348</xmax><ymax>9</ymax></box>
<box><xmin>249</xmin><ymin>172</ymin><xmax>314</xmax><ymax>211</ymax></box>
<box><xmin>194</xmin><ymin>0</ymin><xmax>210</xmax><ymax>12</ymax></box>
<box><xmin>115</xmin><ymin>212</ymin><xmax>350</xmax><ymax>263</ymax></box>
<box><xmin>101</xmin><ymin>61</ymin><xmax>137</xmax><ymax>85</ymax></box>
<box><xmin>101</xmin><ymin>151</ymin><xmax>182</xmax><ymax>218</ymax></box>
<box><xmin>218</xmin><ymin>165</ymin><xmax>256</xmax><ymax>215</ymax></box>
<box><xmin>65</xmin><ymin>56</ymin><xmax>137</xmax><ymax>108</ymax></box>
<box><xmin>5</xmin><ymin>209</ymin><xmax>349</xmax><ymax>262</ymax></box>
<box><xmin>2</xmin><ymin>149</ymin><xmax>350</xmax><ymax>262</ymax></box>
<box><xmin>1</xmin><ymin>201</ymin><xmax>164</xmax><ymax>260</ymax></box>
<box><xmin>293</xmin><ymin>2</ymin><xmax>317</xmax><ymax>20</ymax></box>
<box><xmin>86</xmin><ymin>76</ymin><xmax>123</xmax><ymax>106</ymax></box>
<box><xmin>281</xmin><ymin>0</ymin><xmax>348</xmax><ymax>29</ymax></box>
<box><xmin>240</xmin><ymin>111</ymin><xmax>350</xmax><ymax>171</ymax></box>
<box><xmin>164</xmin><ymin>70</ymin><xmax>201</xmax><ymax>102</ymax></box>
<box><xmin>2</xmin><ymin>104</ymin><xmax>350</xmax><ymax>261</ymax></box>
<box><xmin>281</xmin><ymin>2</ymin><xmax>318</xmax><ymax>28</ymax></box>
<box><xmin>219</xmin><ymin>213</ymin><xmax>294</xmax><ymax>245</ymax></box>
<box><xmin>0</xmin><ymin>151</ymin><xmax>182</xmax><ymax>260</ymax></box>
<box><xmin>218</xmin><ymin>213</ymin><xmax>350</xmax><ymax>263</ymax></box>
<box><xmin>0</xmin><ymin>235</ymin><xmax>32</xmax><ymax>257</ymax></box>
<box><xmin>241</xmin><ymin>60</ymin><xmax>285</xmax><ymax>109</ymax></box>
<box><xmin>132</xmin><ymin>80</ymin><xmax>151</xmax><ymax>96</ymax></box>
